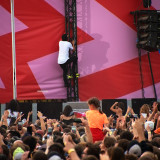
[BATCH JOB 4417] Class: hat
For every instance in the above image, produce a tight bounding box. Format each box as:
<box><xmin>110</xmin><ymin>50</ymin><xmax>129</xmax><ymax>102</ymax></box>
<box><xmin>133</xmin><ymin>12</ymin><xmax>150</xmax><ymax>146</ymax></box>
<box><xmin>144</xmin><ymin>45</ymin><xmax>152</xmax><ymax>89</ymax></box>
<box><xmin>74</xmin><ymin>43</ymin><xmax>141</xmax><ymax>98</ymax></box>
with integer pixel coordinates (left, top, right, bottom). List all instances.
<box><xmin>13</xmin><ymin>147</ymin><xmax>24</xmax><ymax>160</ymax></box>
<box><xmin>48</xmin><ymin>151</ymin><xmax>62</xmax><ymax>160</ymax></box>
<box><xmin>145</xmin><ymin>121</ymin><xmax>154</xmax><ymax>131</ymax></box>
<box><xmin>154</xmin><ymin>127</ymin><xmax>160</xmax><ymax>134</ymax></box>
<box><xmin>14</xmin><ymin>153</ymin><xmax>24</xmax><ymax>160</ymax></box>
<box><xmin>128</xmin><ymin>140</ymin><xmax>142</xmax><ymax>157</ymax></box>
<box><xmin>49</xmin><ymin>155</ymin><xmax>62</xmax><ymax>160</ymax></box>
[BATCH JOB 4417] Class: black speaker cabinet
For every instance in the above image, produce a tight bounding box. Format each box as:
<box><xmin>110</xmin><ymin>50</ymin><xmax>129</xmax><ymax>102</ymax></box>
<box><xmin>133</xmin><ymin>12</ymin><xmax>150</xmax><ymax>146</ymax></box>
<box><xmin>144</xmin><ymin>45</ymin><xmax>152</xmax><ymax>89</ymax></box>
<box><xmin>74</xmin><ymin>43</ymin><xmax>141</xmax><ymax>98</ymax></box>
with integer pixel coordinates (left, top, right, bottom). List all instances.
<box><xmin>37</xmin><ymin>102</ymin><xmax>62</xmax><ymax>120</ymax></box>
<box><xmin>102</xmin><ymin>99</ymin><xmax>127</xmax><ymax>117</ymax></box>
<box><xmin>5</xmin><ymin>102</ymin><xmax>32</xmax><ymax>120</ymax></box>
<box><xmin>131</xmin><ymin>98</ymin><xmax>157</xmax><ymax>114</ymax></box>
<box><xmin>19</xmin><ymin>102</ymin><xmax>32</xmax><ymax>119</ymax></box>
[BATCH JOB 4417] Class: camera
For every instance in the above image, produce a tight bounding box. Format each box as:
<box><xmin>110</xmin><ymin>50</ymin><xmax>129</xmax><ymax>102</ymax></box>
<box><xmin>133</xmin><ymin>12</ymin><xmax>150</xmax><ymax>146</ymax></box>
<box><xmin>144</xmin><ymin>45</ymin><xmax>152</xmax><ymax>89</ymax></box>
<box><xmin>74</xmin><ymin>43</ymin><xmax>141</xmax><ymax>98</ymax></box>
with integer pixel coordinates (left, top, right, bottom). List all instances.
<box><xmin>48</xmin><ymin>127</ymin><xmax>52</xmax><ymax>134</ymax></box>
<box><xmin>18</xmin><ymin>122</ymin><xmax>23</xmax><ymax>130</ymax></box>
<box><xmin>71</xmin><ymin>126</ymin><xmax>76</xmax><ymax>134</ymax></box>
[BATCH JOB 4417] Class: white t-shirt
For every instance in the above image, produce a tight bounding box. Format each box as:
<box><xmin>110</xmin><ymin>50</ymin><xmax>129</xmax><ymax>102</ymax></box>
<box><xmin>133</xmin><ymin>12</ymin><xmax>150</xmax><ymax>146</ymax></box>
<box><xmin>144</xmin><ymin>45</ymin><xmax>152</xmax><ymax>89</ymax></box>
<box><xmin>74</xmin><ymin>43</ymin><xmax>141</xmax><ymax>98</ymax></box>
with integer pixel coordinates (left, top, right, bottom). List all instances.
<box><xmin>58</xmin><ymin>41</ymin><xmax>73</xmax><ymax>64</ymax></box>
<box><xmin>7</xmin><ymin>109</ymin><xmax>19</xmax><ymax>125</ymax></box>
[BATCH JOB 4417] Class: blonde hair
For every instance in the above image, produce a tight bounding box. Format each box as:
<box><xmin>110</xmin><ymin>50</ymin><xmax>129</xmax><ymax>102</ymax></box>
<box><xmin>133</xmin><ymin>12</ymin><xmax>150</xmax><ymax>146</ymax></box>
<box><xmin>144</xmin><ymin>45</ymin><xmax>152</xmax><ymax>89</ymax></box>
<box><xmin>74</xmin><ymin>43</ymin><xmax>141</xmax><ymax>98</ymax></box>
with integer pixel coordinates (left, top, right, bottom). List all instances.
<box><xmin>140</xmin><ymin>104</ymin><xmax>150</xmax><ymax>117</ymax></box>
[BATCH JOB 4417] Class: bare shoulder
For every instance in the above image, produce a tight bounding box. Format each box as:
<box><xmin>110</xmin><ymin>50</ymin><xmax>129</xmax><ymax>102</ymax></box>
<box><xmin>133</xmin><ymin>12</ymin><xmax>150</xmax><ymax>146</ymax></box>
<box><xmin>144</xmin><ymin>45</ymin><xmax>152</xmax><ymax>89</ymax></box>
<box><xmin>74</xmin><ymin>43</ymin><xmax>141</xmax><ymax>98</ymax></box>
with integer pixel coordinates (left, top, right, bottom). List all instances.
<box><xmin>60</xmin><ymin>114</ymin><xmax>64</xmax><ymax>120</ymax></box>
<box><xmin>4</xmin><ymin>110</ymin><xmax>9</xmax><ymax>115</ymax></box>
<box><xmin>72</xmin><ymin>114</ymin><xmax>75</xmax><ymax>119</ymax></box>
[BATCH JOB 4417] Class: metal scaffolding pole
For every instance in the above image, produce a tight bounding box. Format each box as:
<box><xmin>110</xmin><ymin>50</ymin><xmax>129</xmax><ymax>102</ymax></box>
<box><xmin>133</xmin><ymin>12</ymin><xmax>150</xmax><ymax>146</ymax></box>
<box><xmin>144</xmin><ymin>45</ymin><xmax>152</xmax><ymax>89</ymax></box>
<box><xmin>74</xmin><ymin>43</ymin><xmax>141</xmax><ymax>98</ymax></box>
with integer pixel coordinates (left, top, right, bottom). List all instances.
<box><xmin>64</xmin><ymin>0</ymin><xmax>79</xmax><ymax>101</ymax></box>
<box><xmin>10</xmin><ymin>0</ymin><xmax>17</xmax><ymax>100</ymax></box>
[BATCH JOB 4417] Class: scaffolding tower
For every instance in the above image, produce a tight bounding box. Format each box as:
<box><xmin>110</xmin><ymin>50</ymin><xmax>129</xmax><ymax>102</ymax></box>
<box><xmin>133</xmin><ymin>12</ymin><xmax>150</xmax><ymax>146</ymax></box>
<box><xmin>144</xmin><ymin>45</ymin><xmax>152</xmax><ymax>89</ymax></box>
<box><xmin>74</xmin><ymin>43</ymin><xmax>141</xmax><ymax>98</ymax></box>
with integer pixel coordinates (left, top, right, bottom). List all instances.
<box><xmin>64</xmin><ymin>0</ymin><xmax>79</xmax><ymax>101</ymax></box>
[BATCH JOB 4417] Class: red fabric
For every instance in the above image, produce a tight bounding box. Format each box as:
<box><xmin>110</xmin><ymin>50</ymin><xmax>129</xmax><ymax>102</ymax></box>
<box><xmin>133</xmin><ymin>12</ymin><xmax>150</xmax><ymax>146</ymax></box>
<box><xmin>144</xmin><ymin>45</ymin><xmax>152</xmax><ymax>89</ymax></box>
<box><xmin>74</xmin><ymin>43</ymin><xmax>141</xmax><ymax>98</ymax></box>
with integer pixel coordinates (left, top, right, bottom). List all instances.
<box><xmin>154</xmin><ymin>128</ymin><xmax>160</xmax><ymax>134</ymax></box>
<box><xmin>90</xmin><ymin>128</ymin><xmax>105</xmax><ymax>143</ymax></box>
<box><xmin>79</xmin><ymin>52</ymin><xmax>160</xmax><ymax>100</ymax></box>
<box><xmin>13</xmin><ymin>0</ymin><xmax>93</xmax><ymax>101</ymax></box>
<box><xmin>96</xmin><ymin>0</ymin><xmax>155</xmax><ymax>31</ymax></box>
<box><xmin>74</xmin><ymin>112</ymin><xmax>85</xmax><ymax>118</ymax></box>
<box><xmin>0</xmin><ymin>1</ymin><xmax>13</xmax><ymax>103</ymax></box>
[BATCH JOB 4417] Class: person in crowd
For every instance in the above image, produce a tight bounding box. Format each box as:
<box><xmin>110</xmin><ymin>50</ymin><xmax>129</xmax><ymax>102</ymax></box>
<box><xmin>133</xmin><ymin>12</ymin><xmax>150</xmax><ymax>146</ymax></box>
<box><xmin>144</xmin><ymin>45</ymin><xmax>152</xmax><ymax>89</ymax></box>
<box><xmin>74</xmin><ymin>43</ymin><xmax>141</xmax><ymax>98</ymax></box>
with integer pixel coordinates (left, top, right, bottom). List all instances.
<box><xmin>0</xmin><ymin>154</ymin><xmax>8</xmax><ymax>160</ymax></box>
<box><xmin>82</xmin><ymin>142</ymin><xmax>101</xmax><ymax>159</ymax></box>
<box><xmin>139</xmin><ymin>104</ymin><xmax>150</xmax><ymax>120</ymax></box>
<box><xmin>60</xmin><ymin>105</ymin><xmax>75</xmax><ymax>125</ymax></box>
<box><xmin>0</xmin><ymin>99</ymin><xmax>160</xmax><ymax>160</ymax></box>
<box><xmin>110</xmin><ymin>101</ymin><xmax>125</xmax><ymax>115</ymax></box>
<box><xmin>125</xmin><ymin>154</ymin><xmax>138</xmax><ymax>160</ymax></box>
<box><xmin>32</xmin><ymin>150</ymin><xmax>48</xmax><ymax>160</ymax></box>
<box><xmin>1</xmin><ymin>99</ymin><xmax>23</xmax><ymax>127</ymax></box>
<box><xmin>58</xmin><ymin>33</ymin><xmax>77</xmax><ymax>87</ymax></box>
<box><xmin>110</xmin><ymin>101</ymin><xmax>125</xmax><ymax>119</ymax></box>
<box><xmin>86</xmin><ymin>97</ymin><xmax>109</xmax><ymax>142</ymax></box>
<box><xmin>110</xmin><ymin>147</ymin><xmax>125</xmax><ymax>160</ymax></box>
<box><xmin>100</xmin><ymin>136</ymin><xmax>116</xmax><ymax>152</ymax></box>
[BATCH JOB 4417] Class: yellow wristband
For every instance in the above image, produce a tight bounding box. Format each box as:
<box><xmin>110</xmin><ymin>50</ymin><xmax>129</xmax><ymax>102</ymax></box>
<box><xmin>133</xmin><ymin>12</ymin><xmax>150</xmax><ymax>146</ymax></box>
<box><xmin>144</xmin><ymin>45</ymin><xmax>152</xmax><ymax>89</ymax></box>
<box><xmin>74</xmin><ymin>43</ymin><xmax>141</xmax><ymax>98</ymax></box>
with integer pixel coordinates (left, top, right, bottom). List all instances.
<box><xmin>148</xmin><ymin>132</ymin><xmax>151</xmax><ymax>134</ymax></box>
<box><xmin>109</xmin><ymin>131</ymin><xmax>112</xmax><ymax>135</ymax></box>
<box><xmin>68</xmin><ymin>149</ymin><xmax>75</xmax><ymax>154</ymax></box>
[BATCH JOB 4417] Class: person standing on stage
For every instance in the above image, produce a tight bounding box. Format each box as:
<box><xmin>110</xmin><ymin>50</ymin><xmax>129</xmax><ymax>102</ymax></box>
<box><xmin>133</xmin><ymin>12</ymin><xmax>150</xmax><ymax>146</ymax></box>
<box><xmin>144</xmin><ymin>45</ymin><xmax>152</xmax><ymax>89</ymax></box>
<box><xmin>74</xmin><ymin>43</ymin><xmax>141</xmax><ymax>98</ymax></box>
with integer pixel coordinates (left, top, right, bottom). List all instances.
<box><xmin>86</xmin><ymin>97</ymin><xmax>109</xmax><ymax>142</ymax></box>
<box><xmin>58</xmin><ymin>33</ymin><xmax>77</xmax><ymax>87</ymax></box>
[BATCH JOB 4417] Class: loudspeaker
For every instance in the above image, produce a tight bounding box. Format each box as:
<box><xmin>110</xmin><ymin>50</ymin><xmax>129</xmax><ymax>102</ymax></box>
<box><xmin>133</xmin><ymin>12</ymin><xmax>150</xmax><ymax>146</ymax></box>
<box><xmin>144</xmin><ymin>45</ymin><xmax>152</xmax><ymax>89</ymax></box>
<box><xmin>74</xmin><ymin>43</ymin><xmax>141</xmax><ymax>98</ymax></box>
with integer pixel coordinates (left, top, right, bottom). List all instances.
<box><xmin>131</xmin><ymin>98</ymin><xmax>157</xmax><ymax>114</ymax></box>
<box><xmin>37</xmin><ymin>102</ymin><xmax>62</xmax><ymax>120</ymax></box>
<box><xmin>5</xmin><ymin>102</ymin><xmax>32</xmax><ymax>120</ymax></box>
<box><xmin>136</xmin><ymin>10</ymin><xmax>160</xmax><ymax>52</ymax></box>
<box><xmin>19</xmin><ymin>102</ymin><xmax>32</xmax><ymax>120</ymax></box>
<box><xmin>102</xmin><ymin>99</ymin><xmax>127</xmax><ymax>117</ymax></box>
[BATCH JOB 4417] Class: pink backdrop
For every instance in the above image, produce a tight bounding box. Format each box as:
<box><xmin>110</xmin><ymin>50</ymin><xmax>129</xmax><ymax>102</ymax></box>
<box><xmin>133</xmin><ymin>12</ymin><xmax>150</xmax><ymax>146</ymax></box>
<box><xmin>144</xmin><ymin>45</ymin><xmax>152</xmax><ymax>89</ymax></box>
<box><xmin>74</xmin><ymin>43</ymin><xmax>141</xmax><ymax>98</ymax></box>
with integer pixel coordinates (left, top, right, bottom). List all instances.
<box><xmin>0</xmin><ymin>0</ymin><xmax>160</xmax><ymax>103</ymax></box>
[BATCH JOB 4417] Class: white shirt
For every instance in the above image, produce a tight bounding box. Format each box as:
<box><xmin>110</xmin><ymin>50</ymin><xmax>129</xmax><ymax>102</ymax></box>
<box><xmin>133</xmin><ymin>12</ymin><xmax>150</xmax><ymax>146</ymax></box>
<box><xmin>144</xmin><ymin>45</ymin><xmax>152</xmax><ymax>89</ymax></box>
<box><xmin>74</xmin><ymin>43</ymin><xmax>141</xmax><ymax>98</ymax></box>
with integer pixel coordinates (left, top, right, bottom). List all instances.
<box><xmin>7</xmin><ymin>109</ymin><xmax>19</xmax><ymax>125</ymax></box>
<box><xmin>58</xmin><ymin>41</ymin><xmax>73</xmax><ymax>64</ymax></box>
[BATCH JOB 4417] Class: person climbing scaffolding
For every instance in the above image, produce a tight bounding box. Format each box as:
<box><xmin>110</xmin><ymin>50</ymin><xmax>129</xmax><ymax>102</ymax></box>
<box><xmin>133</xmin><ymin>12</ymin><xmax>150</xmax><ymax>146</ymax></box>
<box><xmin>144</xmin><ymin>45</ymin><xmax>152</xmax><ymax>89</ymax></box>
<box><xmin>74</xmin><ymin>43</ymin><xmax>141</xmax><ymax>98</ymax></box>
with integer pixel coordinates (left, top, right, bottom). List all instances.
<box><xmin>58</xmin><ymin>33</ymin><xmax>78</xmax><ymax>87</ymax></box>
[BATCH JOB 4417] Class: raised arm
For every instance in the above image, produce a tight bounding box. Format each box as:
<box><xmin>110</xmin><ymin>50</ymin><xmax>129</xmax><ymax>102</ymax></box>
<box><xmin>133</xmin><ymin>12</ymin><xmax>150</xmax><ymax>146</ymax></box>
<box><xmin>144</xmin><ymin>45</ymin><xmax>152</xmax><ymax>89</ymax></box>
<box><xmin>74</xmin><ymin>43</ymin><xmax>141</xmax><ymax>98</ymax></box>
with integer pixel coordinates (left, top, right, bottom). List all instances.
<box><xmin>63</xmin><ymin>134</ymin><xmax>80</xmax><ymax>160</ymax></box>
<box><xmin>110</xmin><ymin>102</ymin><xmax>118</xmax><ymax>113</ymax></box>
<box><xmin>72</xmin><ymin>40</ymin><xmax>75</xmax><ymax>51</ymax></box>
<box><xmin>0</xmin><ymin>110</ymin><xmax>9</xmax><ymax>127</ymax></box>
<box><xmin>81</xmin><ymin>118</ymin><xmax>93</xmax><ymax>143</ymax></box>
<box><xmin>37</xmin><ymin>111</ymin><xmax>46</xmax><ymax>132</ymax></box>
<box><xmin>148</xmin><ymin>102</ymin><xmax>158</xmax><ymax>121</ymax></box>
<box><xmin>132</xmin><ymin>119</ymin><xmax>145</xmax><ymax>142</ymax></box>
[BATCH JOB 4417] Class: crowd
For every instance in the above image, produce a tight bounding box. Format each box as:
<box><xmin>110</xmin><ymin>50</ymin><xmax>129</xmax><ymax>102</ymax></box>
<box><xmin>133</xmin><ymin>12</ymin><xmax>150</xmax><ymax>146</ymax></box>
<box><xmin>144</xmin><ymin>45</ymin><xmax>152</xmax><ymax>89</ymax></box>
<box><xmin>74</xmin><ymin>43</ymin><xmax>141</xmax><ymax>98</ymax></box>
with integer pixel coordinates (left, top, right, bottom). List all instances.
<box><xmin>0</xmin><ymin>97</ymin><xmax>160</xmax><ymax>160</ymax></box>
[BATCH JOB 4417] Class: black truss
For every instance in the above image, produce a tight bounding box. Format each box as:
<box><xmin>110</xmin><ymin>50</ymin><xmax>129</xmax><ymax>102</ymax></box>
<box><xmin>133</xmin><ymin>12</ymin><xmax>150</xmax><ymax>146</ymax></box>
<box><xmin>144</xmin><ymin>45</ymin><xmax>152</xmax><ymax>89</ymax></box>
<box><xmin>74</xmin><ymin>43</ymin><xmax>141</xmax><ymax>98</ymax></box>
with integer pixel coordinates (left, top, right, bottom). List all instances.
<box><xmin>65</xmin><ymin>0</ymin><xmax>79</xmax><ymax>101</ymax></box>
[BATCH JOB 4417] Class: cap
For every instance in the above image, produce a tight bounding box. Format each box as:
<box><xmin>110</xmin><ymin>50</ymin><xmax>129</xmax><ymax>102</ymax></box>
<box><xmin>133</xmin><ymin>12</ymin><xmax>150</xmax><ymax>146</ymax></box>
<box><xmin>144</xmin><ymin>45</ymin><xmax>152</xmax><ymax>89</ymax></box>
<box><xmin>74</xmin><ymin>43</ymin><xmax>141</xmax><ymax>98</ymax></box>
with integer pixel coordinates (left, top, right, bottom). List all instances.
<box><xmin>128</xmin><ymin>140</ymin><xmax>142</xmax><ymax>157</ymax></box>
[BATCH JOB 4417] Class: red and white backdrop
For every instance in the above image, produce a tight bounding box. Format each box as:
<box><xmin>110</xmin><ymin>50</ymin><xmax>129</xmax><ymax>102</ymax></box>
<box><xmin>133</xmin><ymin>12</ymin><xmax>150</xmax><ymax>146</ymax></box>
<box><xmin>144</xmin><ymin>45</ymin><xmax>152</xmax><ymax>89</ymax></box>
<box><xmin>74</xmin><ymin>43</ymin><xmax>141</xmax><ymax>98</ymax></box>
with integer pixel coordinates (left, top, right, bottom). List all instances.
<box><xmin>0</xmin><ymin>0</ymin><xmax>160</xmax><ymax>103</ymax></box>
